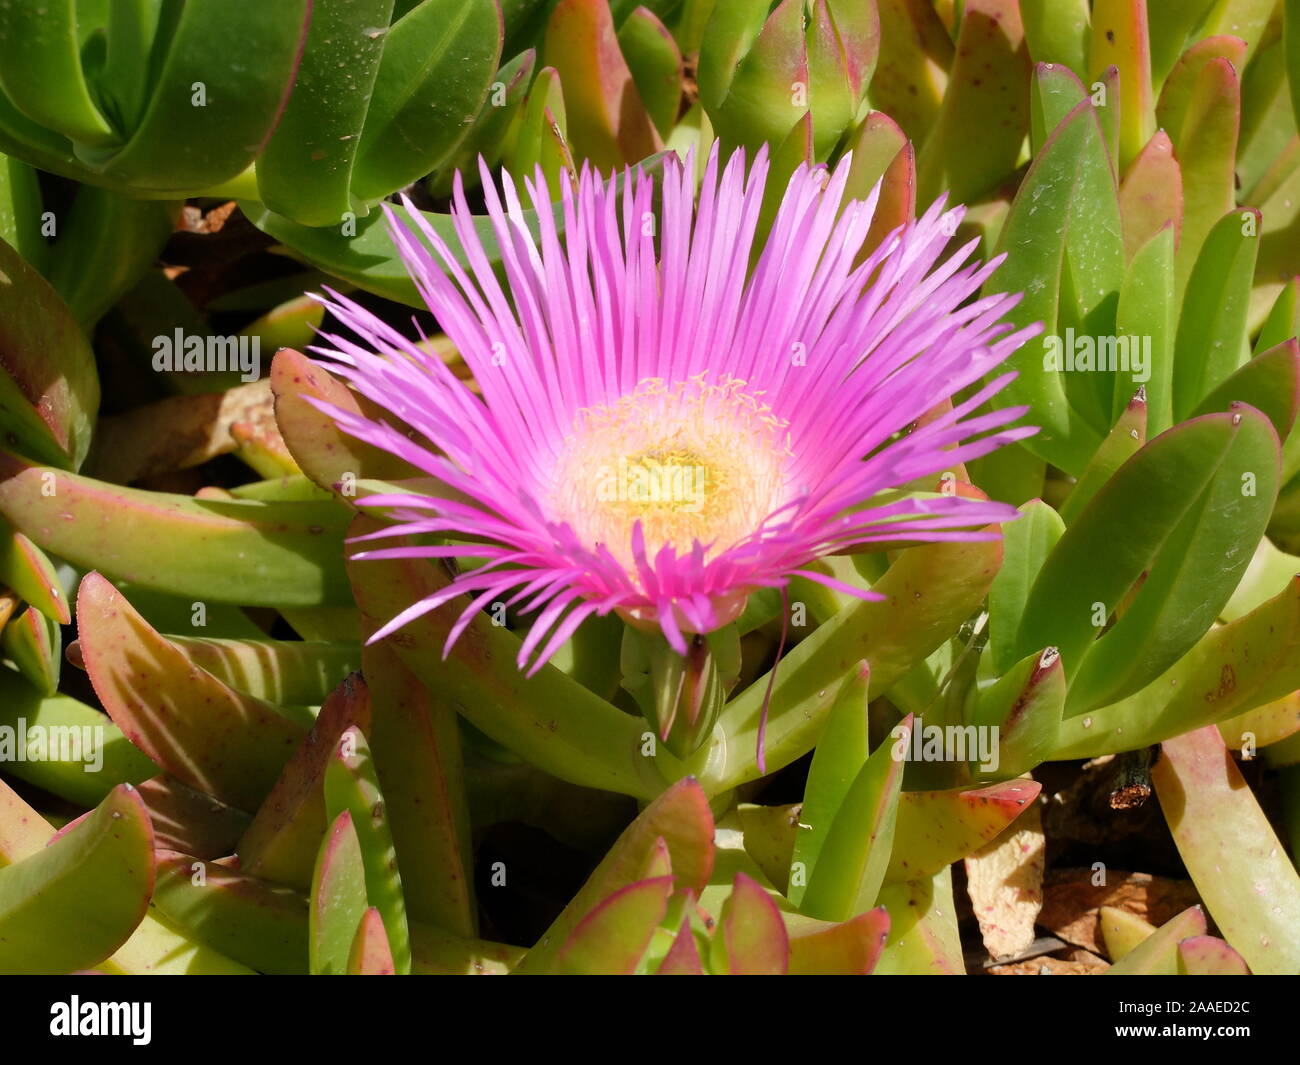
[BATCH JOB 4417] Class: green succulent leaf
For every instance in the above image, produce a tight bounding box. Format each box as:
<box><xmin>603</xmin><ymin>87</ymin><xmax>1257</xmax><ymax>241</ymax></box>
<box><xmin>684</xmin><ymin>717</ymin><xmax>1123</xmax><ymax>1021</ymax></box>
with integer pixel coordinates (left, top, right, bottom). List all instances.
<box><xmin>917</xmin><ymin>0</ymin><xmax>1030</xmax><ymax>204</ymax></box>
<box><xmin>0</xmin><ymin>452</ymin><xmax>353</xmax><ymax>607</ymax></box>
<box><xmin>0</xmin><ymin>237</ymin><xmax>99</xmax><ymax>471</ymax></box>
<box><xmin>156</xmin><ymin>637</ymin><xmax>361</xmax><ymax>706</ymax></box>
<box><xmin>76</xmin><ymin>573</ymin><xmax>309</xmax><ymax>812</ymax></box>
<box><xmin>712</xmin><ymin>871</ymin><xmax>789</xmax><ymax>975</ymax></box>
<box><xmin>987</xmin><ymin>499</ymin><xmax>1065</xmax><ymax>674</ymax></box>
<box><xmin>988</xmin><ymin>98</ymin><xmax>1122</xmax><ymax>475</ymax></box>
<box><xmin>347</xmin><ymin>907</ymin><xmax>397</xmax><ymax>975</ymax></box>
<box><xmin>1103</xmin><ymin>905</ymin><xmax>1207</xmax><ymax>974</ymax></box>
<box><xmin>1192</xmin><ymin>339</ymin><xmax>1300</xmax><ymax>481</ymax></box>
<box><xmin>717</xmin><ymin>537</ymin><xmax>1003</xmax><ymax>793</ymax></box>
<box><xmin>788</xmin><ymin>662</ymin><xmax>870</xmax><ymax>908</ymax></box>
<box><xmin>1288</xmin><ymin>0</ymin><xmax>1300</xmax><ymax>132</ymax></box>
<box><xmin>1</xmin><ymin>606</ymin><xmax>60</xmax><ymax>696</ymax></box>
<box><xmin>0</xmin><ymin>670</ymin><xmax>156</xmax><ymax>806</ymax></box>
<box><xmin>429</xmin><ymin>48</ymin><xmax>538</xmax><ymax>197</ymax></box>
<box><xmin>544</xmin><ymin>0</ymin><xmax>662</xmax><ymax>171</ymax></box>
<box><xmin>309</xmin><ymin>811</ymin><xmax>369</xmax><ymax>976</ymax></box>
<box><xmin>80</xmin><ymin>1</ymin><xmax>312</xmax><ymax>192</ymax></box>
<box><xmin>237</xmin><ymin>674</ymin><xmax>372</xmax><ymax>891</ymax></box>
<box><xmin>323</xmin><ymin>725</ymin><xmax>413</xmax><ymax>975</ymax></box>
<box><xmin>557</xmin><ymin>875</ymin><xmax>675</xmax><ymax>974</ymax></box>
<box><xmin>0</xmin><ymin>152</ymin><xmax>46</xmax><ymax>270</ymax></box>
<box><xmin>1153</xmin><ymin>725</ymin><xmax>1300</xmax><ymax>975</ymax></box>
<box><xmin>515</xmin><ymin>778</ymin><xmax>715</xmax><ymax>974</ymax></box>
<box><xmin>156</xmin><ymin>850</ymin><xmax>312</xmax><ymax>975</ymax></box>
<box><xmin>1012</xmin><ymin>407</ymin><xmax>1279</xmax><ymax>709</ymax></box>
<box><xmin>1118</xmin><ymin>132</ymin><xmax>1182</xmax><ymax>262</ymax></box>
<box><xmin>46</xmin><ymin>186</ymin><xmax>177</xmax><ymax>328</ymax></box>
<box><xmin>1053</xmin><ymin>575</ymin><xmax>1300</xmax><ymax>758</ymax></box>
<box><xmin>842</xmin><ymin>110</ymin><xmax>916</xmax><ymax>254</ymax></box>
<box><xmin>1115</xmin><ymin>224</ymin><xmax>1176</xmax><ymax>433</ymax></box>
<box><xmin>1088</xmin><ymin>0</ymin><xmax>1155</xmax><ymax>170</ymax></box>
<box><xmin>350</xmin><ymin>0</ymin><xmax>502</xmax><ymax>202</ymax></box>
<box><xmin>966</xmin><ymin>647</ymin><xmax>1065</xmax><ymax>778</ymax></box>
<box><xmin>1060</xmin><ymin>386</ymin><xmax>1148</xmax><ymax>524</ymax></box>
<box><xmin>785</xmin><ymin>906</ymin><xmax>890</xmax><ymax>975</ymax></box>
<box><xmin>618</xmin><ymin>7</ymin><xmax>685</xmax><ymax>139</ymax></box>
<box><xmin>887</xmin><ymin>779</ymin><xmax>1041</xmax><ymax>882</ymax></box>
<box><xmin>1021</xmin><ymin>0</ymin><xmax>1090</xmax><ymax>76</ymax></box>
<box><xmin>0</xmin><ymin>784</ymin><xmax>153</xmax><ymax>974</ymax></box>
<box><xmin>0</xmin><ymin>521</ymin><xmax>68</xmax><ymax>624</ymax></box>
<box><xmin>799</xmin><ymin>717</ymin><xmax>909</xmax><ymax>922</ymax></box>
<box><xmin>255</xmin><ymin>0</ymin><xmax>396</xmax><ymax>227</ymax></box>
<box><xmin>874</xmin><ymin>866</ymin><xmax>965</xmax><ymax>974</ymax></box>
<box><xmin>361</xmin><ymin>638</ymin><xmax>476</xmax><ymax>936</ymax></box>
<box><xmin>0</xmin><ymin>0</ymin><xmax>116</xmax><ymax>147</ymax></box>
<box><xmin>1172</xmin><ymin>208</ymin><xmax>1262</xmax><ymax>421</ymax></box>
<box><xmin>1147</xmin><ymin>0</ymin><xmax>1219</xmax><ymax>85</ymax></box>
<box><xmin>1157</xmin><ymin>42</ymin><xmax>1242</xmax><ymax>292</ymax></box>
<box><xmin>1029</xmin><ymin>58</ymin><xmax>1087</xmax><ymax>156</ymax></box>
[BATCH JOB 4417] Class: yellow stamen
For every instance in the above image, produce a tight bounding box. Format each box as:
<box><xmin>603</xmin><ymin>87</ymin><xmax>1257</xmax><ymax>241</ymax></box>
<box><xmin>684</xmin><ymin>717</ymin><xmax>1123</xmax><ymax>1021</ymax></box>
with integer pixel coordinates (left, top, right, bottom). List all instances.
<box><xmin>551</xmin><ymin>373</ymin><xmax>792</xmax><ymax>569</ymax></box>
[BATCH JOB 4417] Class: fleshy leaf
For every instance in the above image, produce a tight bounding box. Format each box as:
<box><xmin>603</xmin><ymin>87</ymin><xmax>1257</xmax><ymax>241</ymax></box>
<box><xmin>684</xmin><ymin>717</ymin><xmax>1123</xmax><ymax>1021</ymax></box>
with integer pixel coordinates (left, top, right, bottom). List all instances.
<box><xmin>717</xmin><ymin>537</ymin><xmax>1003</xmax><ymax>792</ymax></box>
<box><xmin>310</xmin><ymin>811</ymin><xmax>368</xmax><ymax>976</ymax></box>
<box><xmin>1171</xmin><ymin>208</ymin><xmax>1263</xmax><ymax>421</ymax></box>
<box><xmin>1088</xmin><ymin>0</ymin><xmax>1154</xmax><ymax>170</ymax></box>
<box><xmin>800</xmin><ymin>717</ymin><xmax>910</xmax><ymax>922</ymax></box>
<box><xmin>77</xmin><ymin>573</ymin><xmax>308</xmax><ymax>812</ymax></box>
<box><xmin>1118</xmin><ymin>131</ymin><xmax>1182</xmax><ymax>261</ymax></box>
<box><xmin>323</xmin><ymin>725</ymin><xmax>412</xmax><ymax>975</ymax></box>
<box><xmin>347</xmin><ymin>907</ymin><xmax>397</xmax><ymax>975</ymax></box>
<box><xmin>917</xmin><ymin>0</ymin><xmax>1029</xmax><ymax>205</ymax></box>
<box><xmin>987</xmin><ymin>499</ymin><xmax>1065</xmax><ymax>674</ymax></box>
<box><xmin>1152</xmin><ymin>725</ymin><xmax>1300</xmax><ymax>974</ymax></box>
<box><xmin>987</xmin><ymin>98</ymin><xmax>1121</xmax><ymax>475</ymax></box>
<box><xmin>255</xmin><ymin>0</ymin><xmax>396</xmax><ymax>226</ymax></box>
<box><xmin>786</xmin><ymin>907</ymin><xmax>890</xmax><ymax>975</ymax></box>
<box><xmin>788</xmin><ymin>662</ymin><xmax>870</xmax><ymax>906</ymax></box>
<box><xmin>1103</xmin><ymin>905</ymin><xmax>1206</xmax><ymax>974</ymax></box>
<box><xmin>1053</xmin><ymin>575</ymin><xmax>1300</xmax><ymax>758</ymax></box>
<box><xmin>557</xmin><ymin>876</ymin><xmax>675</xmax><ymax>975</ymax></box>
<box><xmin>967</xmin><ymin>647</ymin><xmax>1065</xmax><ymax>779</ymax></box>
<box><xmin>362</xmin><ymin>635</ymin><xmax>476</xmax><ymax>936</ymax></box>
<box><xmin>543</xmin><ymin>0</ymin><xmax>661</xmax><ymax>170</ymax></box>
<box><xmin>1012</xmin><ymin>408</ymin><xmax>1279</xmax><ymax>710</ymax></box>
<box><xmin>874</xmin><ymin>867</ymin><xmax>965</xmax><ymax>974</ymax></box>
<box><xmin>1099</xmin><ymin>904</ymin><xmax>1157</xmax><ymax>961</ymax></box>
<box><xmin>237</xmin><ymin>674</ymin><xmax>373</xmax><ymax>891</ymax></box>
<box><xmin>155</xmin><ymin>850</ymin><xmax>312</xmax><ymax>975</ymax></box>
<box><xmin>712</xmin><ymin>871</ymin><xmax>789</xmax><ymax>976</ymax></box>
<box><xmin>349</xmin><ymin>0</ymin><xmax>502</xmax><ymax>201</ymax></box>
<box><xmin>1059</xmin><ymin>386</ymin><xmax>1148</xmax><ymax>524</ymax></box>
<box><xmin>887</xmin><ymin>779</ymin><xmax>1041</xmax><ymax>882</ymax></box>
<box><xmin>515</xmin><ymin>778</ymin><xmax>715</xmax><ymax>974</ymax></box>
<box><xmin>617</xmin><ymin>6</ymin><xmax>685</xmax><ymax>139</ymax></box>
<box><xmin>0</xmin><ymin>451</ymin><xmax>353</xmax><ymax>606</ymax></box>
<box><xmin>0</xmin><ymin>671</ymin><xmax>156</xmax><ymax>806</ymax></box>
<box><xmin>0</xmin><ymin>236</ymin><xmax>99</xmax><ymax>470</ymax></box>
<box><xmin>0</xmin><ymin>784</ymin><xmax>153</xmax><ymax>974</ymax></box>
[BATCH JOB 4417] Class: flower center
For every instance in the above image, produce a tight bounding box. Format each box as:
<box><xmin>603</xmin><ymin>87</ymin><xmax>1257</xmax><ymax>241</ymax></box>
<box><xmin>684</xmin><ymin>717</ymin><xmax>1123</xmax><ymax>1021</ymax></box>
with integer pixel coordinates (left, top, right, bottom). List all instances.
<box><xmin>552</xmin><ymin>374</ymin><xmax>793</xmax><ymax>568</ymax></box>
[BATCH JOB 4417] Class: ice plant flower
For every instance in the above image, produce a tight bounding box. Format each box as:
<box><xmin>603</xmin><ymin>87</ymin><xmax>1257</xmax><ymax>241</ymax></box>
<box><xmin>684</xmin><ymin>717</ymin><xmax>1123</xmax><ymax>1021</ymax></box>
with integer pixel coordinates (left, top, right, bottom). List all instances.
<box><xmin>311</xmin><ymin>145</ymin><xmax>1040</xmax><ymax>674</ymax></box>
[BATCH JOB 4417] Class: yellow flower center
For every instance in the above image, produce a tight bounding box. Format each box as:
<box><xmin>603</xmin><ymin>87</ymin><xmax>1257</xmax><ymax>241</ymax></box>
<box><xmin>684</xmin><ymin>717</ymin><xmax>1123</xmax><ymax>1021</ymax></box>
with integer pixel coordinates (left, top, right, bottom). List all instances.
<box><xmin>552</xmin><ymin>374</ymin><xmax>793</xmax><ymax>570</ymax></box>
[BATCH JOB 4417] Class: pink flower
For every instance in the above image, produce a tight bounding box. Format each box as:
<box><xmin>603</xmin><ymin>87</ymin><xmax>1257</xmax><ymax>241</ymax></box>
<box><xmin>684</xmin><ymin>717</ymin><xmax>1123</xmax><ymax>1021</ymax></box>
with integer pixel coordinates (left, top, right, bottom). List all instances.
<box><xmin>311</xmin><ymin>145</ymin><xmax>1039</xmax><ymax>674</ymax></box>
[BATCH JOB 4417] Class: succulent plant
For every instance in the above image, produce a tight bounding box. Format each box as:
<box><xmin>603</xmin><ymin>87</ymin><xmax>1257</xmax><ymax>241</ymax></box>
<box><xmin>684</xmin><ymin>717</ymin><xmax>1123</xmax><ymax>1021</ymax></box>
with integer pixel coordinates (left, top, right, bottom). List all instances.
<box><xmin>0</xmin><ymin>0</ymin><xmax>1297</xmax><ymax>984</ymax></box>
